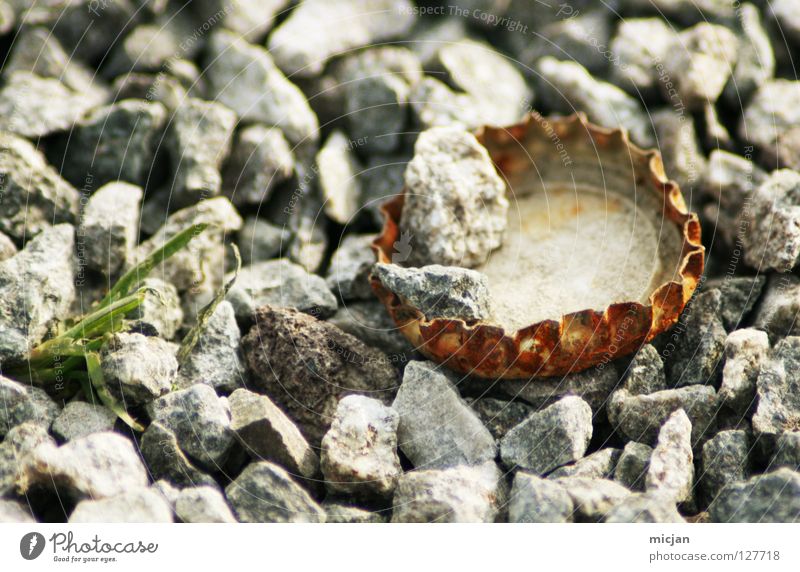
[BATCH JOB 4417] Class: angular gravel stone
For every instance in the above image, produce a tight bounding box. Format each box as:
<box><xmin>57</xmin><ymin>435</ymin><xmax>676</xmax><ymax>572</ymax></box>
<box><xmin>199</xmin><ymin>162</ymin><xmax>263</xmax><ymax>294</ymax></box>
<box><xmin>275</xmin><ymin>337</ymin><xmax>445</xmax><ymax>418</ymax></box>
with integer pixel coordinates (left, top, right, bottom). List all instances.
<box><xmin>345</xmin><ymin>74</ymin><xmax>409</xmax><ymax>154</ymax></box>
<box><xmin>0</xmin><ymin>133</ymin><xmax>78</xmax><ymax>242</ymax></box>
<box><xmin>229</xmin><ymin>388</ymin><xmax>318</xmax><ymax>479</ymax></box>
<box><xmin>604</xmin><ymin>492</ymin><xmax>685</xmax><ymax>523</ymax></box>
<box><xmin>663</xmin><ymin>23</ymin><xmax>738</xmax><ymax>109</ymax></box>
<box><xmin>130</xmin><ymin>278</ymin><xmax>184</xmax><ymax>340</ymax></box>
<box><xmin>17</xmin><ymin>432</ymin><xmax>148</xmax><ymax>500</ymax></box>
<box><xmin>753</xmin><ymin>274</ymin><xmax>800</xmax><ymax>340</ymax></box>
<box><xmin>701</xmin><ymin>429</ymin><xmax>751</xmax><ymax>504</ymax></box>
<box><xmin>69</xmin><ymin>488</ymin><xmax>173</xmax><ymax>523</ymax></box>
<box><xmin>393</xmin><ymin>361</ymin><xmax>495</xmax><ymax>470</ymax></box>
<box><xmin>610</xmin><ymin>18</ymin><xmax>676</xmax><ymax>95</ymax></box>
<box><xmin>322</xmin><ymin>503</ymin><xmax>386</xmax><ymax>523</ymax></box>
<box><xmin>57</xmin><ymin>99</ymin><xmax>167</xmax><ymax>191</ymax></box>
<box><xmin>522</xmin><ymin>10</ymin><xmax>612</xmax><ymax>75</ymax></box>
<box><xmin>242</xmin><ymin>306</ymin><xmax>398</xmax><ymax>446</ymax></box>
<box><xmin>723</xmin><ymin>3</ymin><xmax>775</xmax><ymax>105</ymax></box>
<box><xmin>225</xmin><ymin>461</ymin><xmax>325</xmax><ymax>523</ymax></box>
<box><xmin>146</xmin><ymin>384</ymin><xmax>234</xmax><ymax>471</ymax></box>
<box><xmin>223</xmin><ymin>125</ymin><xmax>294</xmax><ymax>208</ymax></box>
<box><xmin>50</xmin><ymin>402</ymin><xmax>117</xmax><ymax>442</ymax></box>
<box><xmin>359</xmin><ymin>153</ymin><xmax>408</xmax><ymax>227</ymax></box>
<box><xmin>771</xmin><ymin>432</ymin><xmax>800</xmax><ymax>471</ymax></box>
<box><xmin>553</xmin><ymin>477</ymin><xmax>631</xmax><ymax>522</ymax></box>
<box><xmin>709</xmin><ymin>468</ymin><xmax>800</xmax><ymax>522</ymax></box>
<box><xmin>267</xmin><ymin>0</ymin><xmax>415</xmax><ymax>78</ymax></box>
<box><xmin>328</xmin><ymin>300</ymin><xmax>414</xmax><ymax>360</ymax></box>
<box><xmin>321</xmin><ymin>395</ymin><xmax>401</xmax><ymax>500</ymax></box>
<box><xmin>466</xmin><ymin>397</ymin><xmax>533</xmax><ymax>442</ymax></box>
<box><xmin>645</xmin><ymin>409</ymin><xmax>694</xmax><ymax>504</ymax></box>
<box><xmin>548</xmin><ymin>448</ymin><xmax>621</xmax><ymax>480</ymax></box>
<box><xmin>752</xmin><ymin>337</ymin><xmax>800</xmax><ymax>452</ymax></box>
<box><xmin>742</xmin><ymin>170</ymin><xmax>800</xmax><ymax>272</ymax></box>
<box><xmin>0</xmin><ymin>232</ymin><xmax>15</xmax><ymax>262</ymax></box>
<box><xmin>409</xmin><ymin>77</ymin><xmax>484</xmax><ymax>131</ymax></box>
<box><xmin>175</xmin><ymin>486</ymin><xmax>236</xmax><ymax>523</ymax></box>
<box><xmin>205</xmin><ymin>30</ymin><xmax>318</xmax><ymax>145</ymax></box>
<box><xmin>500</xmin><ymin>396</ymin><xmax>593</xmax><ymax>475</ymax></box>
<box><xmin>317</xmin><ymin>130</ymin><xmax>362</xmax><ymax>225</ymax></box>
<box><xmin>391</xmin><ymin>462</ymin><xmax>504</xmax><ymax>523</ymax></box>
<box><xmin>227</xmin><ymin>259</ymin><xmax>338</xmax><ymax>321</ymax></box>
<box><xmin>719</xmin><ymin>329</ymin><xmax>768</xmax><ymax>416</ymax></box>
<box><xmin>139</xmin><ymin>422</ymin><xmax>217</xmax><ymax>488</ymax></box>
<box><xmin>326</xmin><ymin>234</ymin><xmax>377</xmax><ymax>301</ymax></box>
<box><xmin>705</xmin><ymin>275</ymin><xmax>766</xmax><ymax>331</ymax></box>
<box><xmin>78</xmin><ymin>182</ymin><xmax>142</xmax><ymax>277</ymax></box>
<box><xmin>664</xmin><ymin>289</ymin><xmax>727</xmax><ymax>387</ymax></box>
<box><xmin>652</xmin><ymin>110</ymin><xmax>707</xmax><ymax>201</ymax></box>
<box><xmin>0</xmin><ymin>72</ymin><xmax>96</xmax><ymax>138</ymax></box>
<box><xmin>166</xmin><ymin>97</ymin><xmax>237</xmax><ymax>206</ymax></box>
<box><xmin>0</xmin><ymin>377</ymin><xmax>60</xmax><ymax>438</ymax></box>
<box><xmin>536</xmin><ymin>57</ymin><xmax>654</xmax><ymax>147</ymax></box>
<box><xmin>0</xmin><ymin>423</ymin><xmax>54</xmax><ymax>497</ymax></box>
<box><xmin>740</xmin><ymin>80</ymin><xmax>800</xmax><ymax>170</ymax></box>
<box><xmin>100</xmin><ymin>333</ymin><xmax>177</xmax><ymax>406</ymax></box>
<box><xmin>625</xmin><ymin>344</ymin><xmax>667</xmax><ymax>395</ymax></box>
<box><xmin>613</xmin><ymin>442</ymin><xmax>653</xmax><ymax>491</ymax></box>
<box><xmin>400</xmin><ymin>126</ymin><xmax>508</xmax><ymax>268</ymax></box>
<box><xmin>237</xmin><ymin>216</ymin><xmax>290</xmax><ymax>265</ymax></box>
<box><xmin>509</xmin><ymin>472</ymin><xmax>574</xmax><ymax>523</ymax></box>
<box><xmin>372</xmin><ymin>263</ymin><xmax>492</xmax><ymax>321</ymax></box>
<box><xmin>0</xmin><ymin>499</ymin><xmax>34</xmax><ymax>523</ymax></box>
<box><xmin>608</xmin><ymin>384</ymin><xmax>718</xmax><ymax>447</ymax></box>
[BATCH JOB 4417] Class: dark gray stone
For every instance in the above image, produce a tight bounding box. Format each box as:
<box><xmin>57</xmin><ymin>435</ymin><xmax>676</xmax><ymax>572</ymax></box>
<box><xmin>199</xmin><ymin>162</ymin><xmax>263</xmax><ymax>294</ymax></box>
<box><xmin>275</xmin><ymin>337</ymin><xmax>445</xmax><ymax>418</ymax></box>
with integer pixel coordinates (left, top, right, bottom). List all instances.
<box><xmin>139</xmin><ymin>422</ymin><xmax>217</xmax><ymax>488</ymax></box>
<box><xmin>624</xmin><ymin>344</ymin><xmax>667</xmax><ymax>395</ymax></box>
<box><xmin>237</xmin><ymin>216</ymin><xmax>290</xmax><ymax>265</ymax></box>
<box><xmin>50</xmin><ymin>401</ymin><xmax>117</xmax><ymax>442</ymax></box>
<box><xmin>743</xmin><ymin>170</ymin><xmax>800</xmax><ymax>272</ymax></box>
<box><xmin>327</xmin><ymin>300</ymin><xmax>414</xmax><ymax>360</ymax></box>
<box><xmin>223</xmin><ymin>125</ymin><xmax>294</xmax><ymax>208</ymax></box>
<box><xmin>175</xmin><ymin>486</ymin><xmax>236</xmax><ymax>523</ymax></box>
<box><xmin>771</xmin><ymin>432</ymin><xmax>800</xmax><ymax>471</ymax></box>
<box><xmin>0</xmin><ymin>377</ymin><xmax>60</xmax><ymax>438</ymax></box>
<box><xmin>0</xmin><ymin>422</ymin><xmax>54</xmax><ymax>497</ymax></box>
<box><xmin>466</xmin><ymin>397</ymin><xmax>533</xmax><ymax>441</ymax></box>
<box><xmin>100</xmin><ymin>333</ymin><xmax>177</xmax><ymax>406</ymax></box>
<box><xmin>326</xmin><ymin>234</ymin><xmax>376</xmax><ymax>302</ymax></box>
<box><xmin>752</xmin><ymin>337</ymin><xmax>800</xmax><ymax>453</ymax></box>
<box><xmin>706</xmin><ymin>276</ymin><xmax>766</xmax><ymax>331</ymax></box>
<box><xmin>613</xmin><ymin>442</ymin><xmax>653</xmax><ymax>491</ymax></box>
<box><xmin>701</xmin><ymin>429</ymin><xmax>751</xmax><ymax>504</ymax></box>
<box><xmin>753</xmin><ymin>274</ymin><xmax>800</xmax><ymax>341</ymax></box>
<box><xmin>709</xmin><ymin>468</ymin><xmax>800</xmax><ymax>522</ymax></box>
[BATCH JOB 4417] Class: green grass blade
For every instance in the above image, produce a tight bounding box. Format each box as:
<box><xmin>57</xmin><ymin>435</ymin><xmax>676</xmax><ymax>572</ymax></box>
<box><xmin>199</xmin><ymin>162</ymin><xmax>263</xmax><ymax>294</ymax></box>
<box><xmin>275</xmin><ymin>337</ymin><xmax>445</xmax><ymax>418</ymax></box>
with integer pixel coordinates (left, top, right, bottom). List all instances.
<box><xmin>97</xmin><ymin>222</ymin><xmax>209</xmax><ymax>309</ymax></box>
<box><xmin>86</xmin><ymin>351</ymin><xmax>144</xmax><ymax>432</ymax></box>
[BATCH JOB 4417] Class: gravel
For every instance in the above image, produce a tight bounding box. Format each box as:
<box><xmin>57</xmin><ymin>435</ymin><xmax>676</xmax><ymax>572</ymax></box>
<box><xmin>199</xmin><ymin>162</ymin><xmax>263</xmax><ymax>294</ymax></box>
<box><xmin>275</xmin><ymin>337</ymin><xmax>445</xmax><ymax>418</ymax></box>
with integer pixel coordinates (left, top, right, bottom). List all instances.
<box><xmin>139</xmin><ymin>422</ymin><xmax>217</xmax><ymax>488</ymax></box>
<box><xmin>740</xmin><ymin>80</ymin><xmax>800</xmax><ymax>170</ymax></box>
<box><xmin>100</xmin><ymin>332</ymin><xmax>177</xmax><ymax>406</ymax></box>
<box><xmin>709</xmin><ymin>468</ymin><xmax>800</xmax><ymax>522</ymax></box>
<box><xmin>223</xmin><ymin>125</ymin><xmax>294</xmax><ymax>208</ymax></box>
<box><xmin>645</xmin><ymin>409</ymin><xmax>695</xmax><ymax>504</ymax></box>
<box><xmin>69</xmin><ymin>488</ymin><xmax>173</xmax><ymax>523</ymax></box>
<box><xmin>753</xmin><ymin>275</ymin><xmax>800</xmax><ymax>341</ymax></box>
<box><xmin>317</xmin><ymin>130</ymin><xmax>362</xmax><ymax>225</ymax></box>
<box><xmin>548</xmin><ymin>448</ymin><xmax>621</xmax><ymax>480</ymax></box>
<box><xmin>604</xmin><ymin>492</ymin><xmax>685</xmax><ymax>523</ymax></box>
<box><xmin>701</xmin><ymin>429</ymin><xmax>752</xmax><ymax>505</ymax></box>
<box><xmin>613</xmin><ymin>442</ymin><xmax>653</xmax><ymax>491</ymax></box>
<box><xmin>50</xmin><ymin>401</ymin><xmax>118</xmax><ymax>442</ymax></box>
<box><xmin>0</xmin><ymin>376</ymin><xmax>61</xmax><ymax>438</ymax></box>
<box><xmin>752</xmin><ymin>337</ymin><xmax>800</xmax><ymax>454</ymax></box>
<box><xmin>326</xmin><ymin>234</ymin><xmax>378</xmax><ymax>301</ymax></box>
<box><xmin>509</xmin><ymin>472</ymin><xmax>574</xmax><ymax>523</ymax></box>
<box><xmin>175</xmin><ymin>486</ymin><xmax>237</xmax><ymax>523</ymax></box>
<box><xmin>719</xmin><ymin>328</ymin><xmax>768</xmax><ymax>416</ymax></box>
<box><xmin>609</xmin><ymin>18</ymin><xmax>676</xmax><ymax>95</ymax></box>
<box><xmin>553</xmin><ymin>477</ymin><xmax>631</xmax><ymax>522</ymax></box>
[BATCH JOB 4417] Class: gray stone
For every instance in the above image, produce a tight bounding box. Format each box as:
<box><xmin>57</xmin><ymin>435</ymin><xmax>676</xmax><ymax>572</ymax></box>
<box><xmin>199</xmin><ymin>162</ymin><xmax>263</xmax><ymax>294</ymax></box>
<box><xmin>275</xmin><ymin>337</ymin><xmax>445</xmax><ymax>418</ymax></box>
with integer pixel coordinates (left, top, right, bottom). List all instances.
<box><xmin>223</xmin><ymin>126</ymin><xmax>294</xmax><ymax>209</ymax></box>
<box><xmin>327</xmin><ymin>300</ymin><xmax>414</xmax><ymax>359</ymax></box>
<box><xmin>393</xmin><ymin>361</ymin><xmax>495</xmax><ymax>470</ymax></box>
<box><xmin>139</xmin><ymin>422</ymin><xmax>217</xmax><ymax>488</ymax></box>
<box><xmin>317</xmin><ymin>130</ymin><xmax>362</xmax><ymax>225</ymax></box>
<box><xmin>229</xmin><ymin>388</ymin><xmax>318</xmax><ymax>479</ymax></box>
<box><xmin>372</xmin><ymin>263</ymin><xmax>492</xmax><ymax>321</ymax></box>
<box><xmin>345</xmin><ymin>74</ymin><xmax>410</xmax><ymax>154</ymax></box>
<box><xmin>624</xmin><ymin>344</ymin><xmax>667</xmax><ymax>396</ymax></box>
<box><xmin>78</xmin><ymin>182</ymin><xmax>142</xmax><ymax>277</ymax></box>
<box><xmin>709</xmin><ymin>468</ymin><xmax>800</xmax><ymax>522</ymax></box>
<box><xmin>663</xmin><ymin>23</ymin><xmax>739</xmax><ymax>109</ymax></box>
<box><xmin>719</xmin><ymin>329</ymin><xmax>769</xmax><ymax>416</ymax></box>
<box><xmin>50</xmin><ymin>401</ymin><xmax>117</xmax><ymax>442</ymax></box>
<box><xmin>175</xmin><ymin>301</ymin><xmax>243</xmax><ymax>393</ymax></box>
<box><xmin>536</xmin><ymin>56</ymin><xmax>654</xmax><ymax>147</ymax></box>
<box><xmin>0</xmin><ymin>133</ymin><xmax>78</xmax><ymax>242</ymax></box>
<box><xmin>604</xmin><ymin>492</ymin><xmax>685</xmax><ymax>523</ymax></box>
<box><xmin>706</xmin><ymin>276</ymin><xmax>767</xmax><ymax>331</ymax></box>
<box><xmin>321</xmin><ymin>395</ymin><xmax>401</xmax><ymax>500</ymax></box>
<box><xmin>400</xmin><ymin>126</ymin><xmax>508</xmax><ymax>268</ymax></box>
<box><xmin>771</xmin><ymin>432</ymin><xmax>800</xmax><ymax>471</ymax></box>
<box><xmin>771</xmin><ymin>0</ymin><xmax>800</xmax><ymax>44</ymax></box>
<box><xmin>166</xmin><ymin>97</ymin><xmax>237</xmax><ymax>206</ymax></box>
<box><xmin>753</xmin><ymin>274</ymin><xmax>800</xmax><ymax>341</ymax></box>
<box><xmin>743</xmin><ymin>170</ymin><xmax>800</xmax><ymax>272</ymax></box>
<box><xmin>553</xmin><ymin>477</ymin><xmax>631</xmax><ymax>522</ymax></box>
<box><xmin>58</xmin><ymin>99</ymin><xmax>167</xmax><ymax>191</ymax></box>
<box><xmin>100</xmin><ymin>333</ymin><xmax>177</xmax><ymax>406</ymax></box>
<box><xmin>0</xmin><ymin>232</ymin><xmax>15</xmax><ymax>262</ymax></box>
<box><xmin>202</xmin><ymin>0</ymin><xmax>289</xmax><ymax>41</ymax></box>
<box><xmin>359</xmin><ymin>153</ymin><xmax>408</xmax><ymax>227</ymax></box>
<box><xmin>664</xmin><ymin>290</ymin><xmax>727</xmax><ymax>387</ymax></box>
<box><xmin>646</xmin><ymin>409</ymin><xmax>694</xmax><ymax>504</ymax></box>
<box><xmin>0</xmin><ymin>422</ymin><xmax>54</xmax><ymax>497</ymax></box>
<box><xmin>110</xmin><ymin>72</ymin><xmax>187</xmax><ymax>112</ymax></box>
<box><xmin>146</xmin><ymin>384</ymin><xmax>234</xmax><ymax>471</ymax></box>
<box><xmin>237</xmin><ymin>216</ymin><xmax>290</xmax><ymax>265</ymax></box>
<box><xmin>619</xmin><ymin>0</ymin><xmax>735</xmax><ymax>25</ymax></box>
<box><xmin>175</xmin><ymin>486</ymin><xmax>236</xmax><ymax>523</ymax></box>
<box><xmin>225</xmin><ymin>461</ymin><xmax>325</xmax><ymax>523</ymax></box>
<box><xmin>614</xmin><ymin>442</ymin><xmax>653</xmax><ymax>491</ymax></box>
<box><xmin>752</xmin><ymin>337</ymin><xmax>800</xmax><ymax>452</ymax></box>
<box><xmin>227</xmin><ymin>259</ymin><xmax>338</xmax><ymax>321</ymax></box>
<box><xmin>608</xmin><ymin>384</ymin><xmax>718</xmax><ymax>447</ymax></box>
<box><xmin>723</xmin><ymin>3</ymin><xmax>775</xmax><ymax>105</ymax></box>
<box><xmin>241</xmin><ymin>306</ymin><xmax>398</xmax><ymax>447</ymax></box>
<box><xmin>509</xmin><ymin>472</ymin><xmax>574</xmax><ymax>523</ymax></box>
<box><xmin>0</xmin><ymin>72</ymin><xmax>97</xmax><ymax>138</ymax></box>
<box><xmin>652</xmin><ymin>110</ymin><xmax>707</xmax><ymax>201</ymax></box>
<box><xmin>500</xmin><ymin>396</ymin><xmax>593</xmax><ymax>475</ymax></box>
<box><xmin>0</xmin><ymin>499</ymin><xmax>34</xmax><ymax>523</ymax></box>
<box><xmin>17</xmin><ymin>432</ymin><xmax>148</xmax><ymax>500</ymax></box>
<box><xmin>548</xmin><ymin>448</ymin><xmax>621</xmax><ymax>480</ymax></box>
<box><xmin>391</xmin><ymin>462</ymin><xmax>505</xmax><ymax>523</ymax></box>
<box><xmin>701</xmin><ymin>429</ymin><xmax>751</xmax><ymax>504</ymax></box>
<box><xmin>409</xmin><ymin>77</ymin><xmax>484</xmax><ymax>131</ymax></box>
<box><xmin>322</xmin><ymin>503</ymin><xmax>386</xmax><ymax>523</ymax></box>
<box><xmin>466</xmin><ymin>397</ymin><xmax>533</xmax><ymax>441</ymax></box>
<box><xmin>326</xmin><ymin>234</ymin><xmax>378</xmax><ymax>301</ymax></box>
<box><xmin>104</xmin><ymin>19</ymin><xmax>189</xmax><ymax>77</ymax></box>
<box><xmin>150</xmin><ymin>479</ymin><xmax>180</xmax><ymax>511</ymax></box>
<box><xmin>69</xmin><ymin>487</ymin><xmax>173</xmax><ymax>523</ymax></box>
<box><xmin>267</xmin><ymin>0</ymin><xmax>415</xmax><ymax>78</ymax></box>
<box><xmin>130</xmin><ymin>278</ymin><xmax>184</xmax><ymax>340</ymax></box>
<box><xmin>740</xmin><ymin>80</ymin><xmax>800</xmax><ymax>170</ymax></box>
<box><xmin>610</xmin><ymin>18</ymin><xmax>676</xmax><ymax>95</ymax></box>
<box><xmin>205</xmin><ymin>30</ymin><xmax>318</xmax><ymax>145</ymax></box>
<box><xmin>0</xmin><ymin>377</ymin><xmax>60</xmax><ymax>438</ymax></box>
